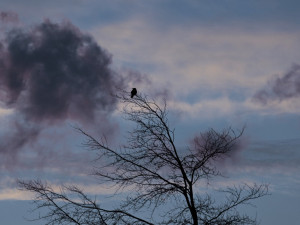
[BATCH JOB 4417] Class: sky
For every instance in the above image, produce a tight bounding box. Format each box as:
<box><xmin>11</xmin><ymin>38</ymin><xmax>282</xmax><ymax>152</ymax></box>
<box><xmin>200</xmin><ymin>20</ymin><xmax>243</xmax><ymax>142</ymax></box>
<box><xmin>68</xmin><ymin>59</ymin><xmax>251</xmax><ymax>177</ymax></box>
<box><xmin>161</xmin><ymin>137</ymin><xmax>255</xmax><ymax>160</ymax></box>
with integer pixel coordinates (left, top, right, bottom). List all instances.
<box><xmin>0</xmin><ymin>0</ymin><xmax>300</xmax><ymax>224</ymax></box>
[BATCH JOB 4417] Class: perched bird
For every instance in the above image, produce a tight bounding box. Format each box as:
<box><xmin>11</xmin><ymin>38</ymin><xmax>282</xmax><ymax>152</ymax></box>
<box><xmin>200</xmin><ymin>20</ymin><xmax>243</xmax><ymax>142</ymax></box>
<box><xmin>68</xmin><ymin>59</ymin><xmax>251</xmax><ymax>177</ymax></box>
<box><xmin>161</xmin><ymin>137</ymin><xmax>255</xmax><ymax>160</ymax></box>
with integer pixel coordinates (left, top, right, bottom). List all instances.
<box><xmin>131</xmin><ymin>88</ymin><xmax>137</xmax><ymax>98</ymax></box>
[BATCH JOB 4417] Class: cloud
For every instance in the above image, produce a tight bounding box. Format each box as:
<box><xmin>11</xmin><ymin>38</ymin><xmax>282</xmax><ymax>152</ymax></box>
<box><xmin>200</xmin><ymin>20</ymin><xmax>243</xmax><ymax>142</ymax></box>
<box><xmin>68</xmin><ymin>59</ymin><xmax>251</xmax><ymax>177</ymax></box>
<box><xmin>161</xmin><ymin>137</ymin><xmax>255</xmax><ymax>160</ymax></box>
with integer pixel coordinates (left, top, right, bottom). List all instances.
<box><xmin>0</xmin><ymin>107</ymin><xmax>12</xmax><ymax>116</ymax></box>
<box><xmin>0</xmin><ymin>179</ymin><xmax>132</xmax><ymax>201</ymax></box>
<box><xmin>0</xmin><ymin>18</ymin><xmax>147</xmax><ymax>169</ymax></box>
<box><xmin>168</xmin><ymin>97</ymin><xmax>239</xmax><ymax>119</ymax></box>
<box><xmin>0</xmin><ymin>120</ymin><xmax>40</xmax><ymax>168</ymax></box>
<box><xmin>0</xmin><ymin>20</ymin><xmax>122</xmax><ymax>122</ymax></box>
<box><xmin>253</xmin><ymin>64</ymin><xmax>300</xmax><ymax>104</ymax></box>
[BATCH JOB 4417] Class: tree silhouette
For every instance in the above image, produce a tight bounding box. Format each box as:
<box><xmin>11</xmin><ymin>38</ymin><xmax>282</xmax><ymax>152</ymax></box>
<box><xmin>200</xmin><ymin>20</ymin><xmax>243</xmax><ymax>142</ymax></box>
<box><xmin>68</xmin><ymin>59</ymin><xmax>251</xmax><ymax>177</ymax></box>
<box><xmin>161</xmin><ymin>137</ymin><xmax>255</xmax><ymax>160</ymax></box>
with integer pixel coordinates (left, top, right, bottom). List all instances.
<box><xmin>18</xmin><ymin>91</ymin><xmax>268</xmax><ymax>225</ymax></box>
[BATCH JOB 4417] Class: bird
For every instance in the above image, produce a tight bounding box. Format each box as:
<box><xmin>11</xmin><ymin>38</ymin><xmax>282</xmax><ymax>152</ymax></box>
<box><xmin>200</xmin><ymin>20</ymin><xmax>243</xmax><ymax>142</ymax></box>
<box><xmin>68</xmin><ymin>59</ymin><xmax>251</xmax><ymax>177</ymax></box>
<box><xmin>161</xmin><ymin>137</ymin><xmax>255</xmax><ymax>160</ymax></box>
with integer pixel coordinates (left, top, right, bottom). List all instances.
<box><xmin>131</xmin><ymin>88</ymin><xmax>137</xmax><ymax>98</ymax></box>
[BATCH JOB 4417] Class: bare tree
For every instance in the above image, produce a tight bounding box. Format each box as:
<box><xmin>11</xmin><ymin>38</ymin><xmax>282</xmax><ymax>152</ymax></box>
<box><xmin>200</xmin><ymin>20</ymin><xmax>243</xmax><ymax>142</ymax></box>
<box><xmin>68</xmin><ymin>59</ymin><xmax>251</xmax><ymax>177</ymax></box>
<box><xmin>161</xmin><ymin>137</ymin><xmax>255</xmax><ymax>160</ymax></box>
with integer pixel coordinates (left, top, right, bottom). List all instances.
<box><xmin>19</xmin><ymin>91</ymin><xmax>268</xmax><ymax>225</ymax></box>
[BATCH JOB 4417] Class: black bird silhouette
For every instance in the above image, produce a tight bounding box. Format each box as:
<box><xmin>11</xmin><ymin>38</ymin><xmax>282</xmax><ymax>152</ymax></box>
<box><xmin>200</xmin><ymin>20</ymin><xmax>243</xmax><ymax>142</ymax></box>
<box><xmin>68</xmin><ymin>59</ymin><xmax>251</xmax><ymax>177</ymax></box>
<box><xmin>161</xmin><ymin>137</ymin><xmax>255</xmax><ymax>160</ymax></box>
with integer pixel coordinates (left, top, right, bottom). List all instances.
<box><xmin>131</xmin><ymin>88</ymin><xmax>137</xmax><ymax>98</ymax></box>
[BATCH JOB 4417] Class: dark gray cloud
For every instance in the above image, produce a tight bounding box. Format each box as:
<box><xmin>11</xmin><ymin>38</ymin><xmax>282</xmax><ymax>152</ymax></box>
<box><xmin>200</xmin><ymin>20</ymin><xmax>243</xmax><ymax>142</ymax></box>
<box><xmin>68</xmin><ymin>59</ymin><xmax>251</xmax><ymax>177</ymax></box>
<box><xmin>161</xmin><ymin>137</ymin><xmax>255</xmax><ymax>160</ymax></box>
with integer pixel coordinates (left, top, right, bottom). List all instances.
<box><xmin>0</xmin><ymin>20</ymin><xmax>122</xmax><ymax>122</ymax></box>
<box><xmin>0</xmin><ymin>19</ymin><xmax>141</xmax><ymax>168</ymax></box>
<box><xmin>253</xmin><ymin>64</ymin><xmax>300</xmax><ymax>104</ymax></box>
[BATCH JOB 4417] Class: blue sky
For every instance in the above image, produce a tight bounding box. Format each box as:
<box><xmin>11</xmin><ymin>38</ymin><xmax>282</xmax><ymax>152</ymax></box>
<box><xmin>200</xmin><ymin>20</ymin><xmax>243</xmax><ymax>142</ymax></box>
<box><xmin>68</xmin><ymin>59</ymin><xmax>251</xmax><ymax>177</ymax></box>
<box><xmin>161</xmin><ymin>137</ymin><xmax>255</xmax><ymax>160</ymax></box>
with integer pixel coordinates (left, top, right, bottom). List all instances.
<box><xmin>0</xmin><ymin>1</ymin><xmax>300</xmax><ymax>224</ymax></box>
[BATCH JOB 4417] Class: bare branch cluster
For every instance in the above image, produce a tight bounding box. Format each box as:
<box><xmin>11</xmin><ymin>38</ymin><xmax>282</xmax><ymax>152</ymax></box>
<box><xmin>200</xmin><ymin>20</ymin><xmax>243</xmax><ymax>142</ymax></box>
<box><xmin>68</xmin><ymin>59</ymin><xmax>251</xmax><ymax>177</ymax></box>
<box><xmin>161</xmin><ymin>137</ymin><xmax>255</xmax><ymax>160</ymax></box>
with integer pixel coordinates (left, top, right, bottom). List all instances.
<box><xmin>19</xmin><ymin>91</ymin><xmax>268</xmax><ymax>225</ymax></box>
<box><xmin>18</xmin><ymin>179</ymin><xmax>154</xmax><ymax>225</ymax></box>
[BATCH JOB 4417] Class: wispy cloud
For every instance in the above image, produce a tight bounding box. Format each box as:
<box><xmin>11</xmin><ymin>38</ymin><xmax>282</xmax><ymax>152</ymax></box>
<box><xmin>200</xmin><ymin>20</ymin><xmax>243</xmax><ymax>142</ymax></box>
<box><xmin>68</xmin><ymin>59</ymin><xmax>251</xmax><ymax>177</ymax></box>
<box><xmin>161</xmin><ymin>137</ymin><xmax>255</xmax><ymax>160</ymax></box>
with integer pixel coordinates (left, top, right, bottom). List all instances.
<box><xmin>253</xmin><ymin>64</ymin><xmax>300</xmax><ymax>104</ymax></box>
